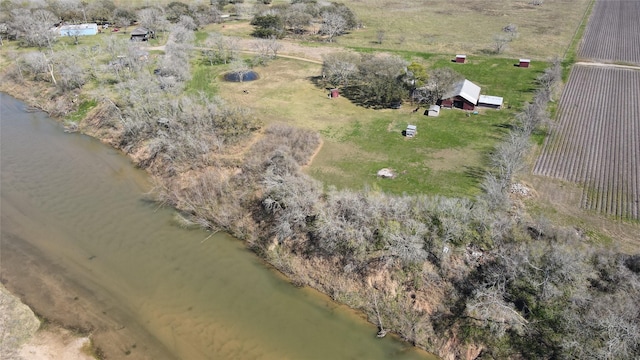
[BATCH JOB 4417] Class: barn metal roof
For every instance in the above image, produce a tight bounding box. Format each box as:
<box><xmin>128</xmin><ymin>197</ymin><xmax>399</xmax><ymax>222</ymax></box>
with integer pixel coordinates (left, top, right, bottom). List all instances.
<box><xmin>131</xmin><ymin>27</ymin><xmax>151</xmax><ymax>36</ymax></box>
<box><xmin>59</xmin><ymin>23</ymin><xmax>98</xmax><ymax>31</ymax></box>
<box><xmin>446</xmin><ymin>79</ymin><xmax>481</xmax><ymax>105</ymax></box>
<box><xmin>478</xmin><ymin>95</ymin><xmax>504</xmax><ymax>106</ymax></box>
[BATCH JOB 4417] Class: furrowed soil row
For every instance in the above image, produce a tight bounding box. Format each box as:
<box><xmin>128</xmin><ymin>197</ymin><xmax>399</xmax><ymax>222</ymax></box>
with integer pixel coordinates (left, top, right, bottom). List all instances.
<box><xmin>533</xmin><ymin>66</ymin><xmax>640</xmax><ymax>220</ymax></box>
<box><xmin>579</xmin><ymin>0</ymin><xmax>640</xmax><ymax>65</ymax></box>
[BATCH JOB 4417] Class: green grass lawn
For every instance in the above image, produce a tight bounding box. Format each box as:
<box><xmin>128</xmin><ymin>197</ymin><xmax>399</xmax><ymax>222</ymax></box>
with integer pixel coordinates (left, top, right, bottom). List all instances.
<box><xmin>310</xmin><ymin>105</ymin><xmax>510</xmax><ymax>197</ymax></box>
<box><xmin>429</xmin><ymin>56</ymin><xmax>545</xmax><ymax>111</ymax></box>
<box><xmin>186</xmin><ymin>60</ymin><xmax>223</xmax><ymax>97</ymax></box>
<box><xmin>308</xmin><ymin>56</ymin><xmax>541</xmax><ymax>197</ymax></box>
<box><xmin>197</xmin><ymin>51</ymin><xmax>543</xmax><ymax>197</ymax></box>
<box><xmin>84</xmin><ymin>0</ymin><xmax>556</xmax><ymax>199</ymax></box>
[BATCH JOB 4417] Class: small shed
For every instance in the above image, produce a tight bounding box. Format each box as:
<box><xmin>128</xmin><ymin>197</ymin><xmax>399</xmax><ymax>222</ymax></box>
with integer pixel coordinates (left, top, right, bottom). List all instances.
<box><xmin>519</xmin><ymin>59</ymin><xmax>530</xmax><ymax>68</ymax></box>
<box><xmin>425</xmin><ymin>105</ymin><xmax>441</xmax><ymax>117</ymax></box>
<box><xmin>59</xmin><ymin>23</ymin><xmax>98</xmax><ymax>36</ymax></box>
<box><xmin>130</xmin><ymin>27</ymin><xmax>154</xmax><ymax>41</ymax></box>
<box><xmin>455</xmin><ymin>54</ymin><xmax>466</xmax><ymax>63</ymax></box>
<box><xmin>478</xmin><ymin>95</ymin><xmax>504</xmax><ymax>109</ymax></box>
<box><xmin>329</xmin><ymin>88</ymin><xmax>340</xmax><ymax>98</ymax></box>
<box><xmin>405</xmin><ymin>124</ymin><xmax>417</xmax><ymax>137</ymax></box>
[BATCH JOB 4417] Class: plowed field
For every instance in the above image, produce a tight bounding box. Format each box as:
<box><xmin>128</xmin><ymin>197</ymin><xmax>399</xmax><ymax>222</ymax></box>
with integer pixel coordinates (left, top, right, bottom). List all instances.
<box><xmin>579</xmin><ymin>0</ymin><xmax>640</xmax><ymax>64</ymax></box>
<box><xmin>533</xmin><ymin>65</ymin><xmax>640</xmax><ymax>220</ymax></box>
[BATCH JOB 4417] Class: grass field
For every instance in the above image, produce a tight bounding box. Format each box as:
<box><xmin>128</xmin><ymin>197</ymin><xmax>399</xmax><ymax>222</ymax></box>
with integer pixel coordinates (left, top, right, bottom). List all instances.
<box><xmin>336</xmin><ymin>0</ymin><xmax>592</xmax><ymax>60</ymax></box>
<box><xmin>199</xmin><ymin>51</ymin><xmax>541</xmax><ymax>196</ymax></box>
<box><xmin>5</xmin><ymin>0</ymin><xmax>585</xmax><ymax>198</ymax></box>
<box><xmin>114</xmin><ymin>0</ymin><xmax>591</xmax><ymax>59</ymax></box>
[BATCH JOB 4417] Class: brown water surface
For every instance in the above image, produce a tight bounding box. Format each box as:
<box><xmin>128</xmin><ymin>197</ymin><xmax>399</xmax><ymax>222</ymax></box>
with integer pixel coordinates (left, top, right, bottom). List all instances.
<box><xmin>0</xmin><ymin>93</ymin><xmax>434</xmax><ymax>360</ymax></box>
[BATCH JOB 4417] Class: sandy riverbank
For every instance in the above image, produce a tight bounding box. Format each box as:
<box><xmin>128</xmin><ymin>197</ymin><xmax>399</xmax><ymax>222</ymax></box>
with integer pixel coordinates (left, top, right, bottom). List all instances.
<box><xmin>0</xmin><ymin>282</ymin><xmax>93</xmax><ymax>360</ymax></box>
<box><xmin>0</xmin><ymin>230</ymin><xmax>175</xmax><ymax>360</ymax></box>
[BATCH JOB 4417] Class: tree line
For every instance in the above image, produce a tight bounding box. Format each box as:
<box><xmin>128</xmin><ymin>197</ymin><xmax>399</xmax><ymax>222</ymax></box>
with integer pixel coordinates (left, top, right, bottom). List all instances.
<box><xmin>250</xmin><ymin>1</ymin><xmax>358</xmax><ymax>41</ymax></box>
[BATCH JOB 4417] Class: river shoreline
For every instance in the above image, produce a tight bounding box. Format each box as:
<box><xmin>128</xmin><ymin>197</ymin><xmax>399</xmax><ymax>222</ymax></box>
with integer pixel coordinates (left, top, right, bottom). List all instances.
<box><xmin>1</xmin><ymin>88</ymin><xmax>439</xmax><ymax>359</ymax></box>
<box><xmin>0</xmin><ymin>214</ymin><xmax>176</xmax><ymax>360</ymax></box>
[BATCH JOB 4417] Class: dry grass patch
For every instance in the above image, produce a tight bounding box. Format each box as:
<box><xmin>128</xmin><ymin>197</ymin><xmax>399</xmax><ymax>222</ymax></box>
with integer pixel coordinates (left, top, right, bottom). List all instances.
<box><xmin>218</xmin><ymin>58</ymin><xmax>372</xmax><ymax>132</ymax></box>
<box><xmin>339</xmin><ymin>0</ymin><xmax>591</xmax><ymax>59</ymax></box>
<box><xmin>428</xmin><ymin>147</ymin><xmax>482</xmax><ymax>172</ymax></box>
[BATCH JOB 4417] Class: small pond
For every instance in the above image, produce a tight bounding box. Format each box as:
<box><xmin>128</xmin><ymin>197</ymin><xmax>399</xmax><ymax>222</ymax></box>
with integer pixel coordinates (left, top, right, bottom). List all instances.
<box><xmin>224</xmin><ymin>70</ymin><xmax>259</xmax><ymax>82</ymax></box>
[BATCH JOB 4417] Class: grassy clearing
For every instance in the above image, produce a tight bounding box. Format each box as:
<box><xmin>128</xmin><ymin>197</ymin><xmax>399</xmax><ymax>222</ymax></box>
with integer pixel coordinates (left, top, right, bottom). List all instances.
<box><xmin>66</xmin><ymin>99</ymin><xmax>98</xmax><ymax>123</ymax></box>
<box><xmin>338</xmin><ymin>0</ymin><xmax>592</xmax><ymax>60</ymax></box>
<box><xmin>186</xmin><ymin>60</ymin><xmax>223</xmax><ymax>97</ymax></box>
<box><xmin>5</xmin><ymin>0</ymin><xmax>576</xmax><ymax>198</ymax></box>
<box><xmin>206</xmin><ymin>52</ymin><xmax>540</xmax><ymax>197</ymax></box>
<box><xmin>117</xmin><ymin>0</ymin><xmax>590</xmax><ymax>61</ymax></box>
<box><xmin>429</xmin><ymin>56</ymin><xmax>545</xmax><ymax>110</ymax></box>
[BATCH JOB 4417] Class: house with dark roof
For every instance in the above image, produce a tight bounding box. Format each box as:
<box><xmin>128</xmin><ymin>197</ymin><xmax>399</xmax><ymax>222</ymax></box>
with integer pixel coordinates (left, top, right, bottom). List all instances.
<box><xmin>130</xmin><ymin>27</ymin><xmax>154</xmax><ymax>41</ymax></box>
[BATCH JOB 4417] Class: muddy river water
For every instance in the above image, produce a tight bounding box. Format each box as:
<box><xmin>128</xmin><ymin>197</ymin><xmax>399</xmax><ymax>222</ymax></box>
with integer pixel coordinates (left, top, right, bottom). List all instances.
<box><xmin>0</xmin><ymin>93</ymin><xmax>434</xmax><ymax>359</ymax></box>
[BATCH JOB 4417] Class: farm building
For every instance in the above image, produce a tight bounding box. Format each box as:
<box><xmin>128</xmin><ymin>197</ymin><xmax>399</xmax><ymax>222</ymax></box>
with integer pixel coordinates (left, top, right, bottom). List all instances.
<box><xmin>438</xmin><ymin>79</ymin><xmax>481</xmax><ymax>110</ymax></box>
<box><xmin>130</xmin><ymin>27</ymin><xmax>154</xmax><ymax>41</ymax></box>
<box><xmin>405</xmin><ymin>124</ymin><xmax>417</xmax><ymax>137</ymax></box>
<box><xmin>519</xmin><ymin>59</ymin><xmax>530</xmax><ymax>68</ymax></box>
<box><xmin>329</xmin><ymin>88</ymin><xmax>340</xmax><ymax>98</ymax></box>
<box><xmin>59</xmin><ymin>23</ymin><xmax>98</xmax><ymax>36</ymax></box>
<box><xmin>425</xmin><ymin>105</ymin><xmax>441</xmax><ymax>116</ymax></box>
<box><xmin>455</xmin><ymin>54</ymin><xmax>466</xmax><ymax>63</ymax></box>
<box><xmin>478</xmin><ymin>95</ymin><xmax>504</xmax><ymax>109</ymax></box>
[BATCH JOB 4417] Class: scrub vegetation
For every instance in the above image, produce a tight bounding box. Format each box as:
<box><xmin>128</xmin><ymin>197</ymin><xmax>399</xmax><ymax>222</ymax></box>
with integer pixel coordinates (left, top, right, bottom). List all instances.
<box><xmin>1</xmin><ymin>1</ymin><xmax>638</xmax><ymax>359</ymax></box>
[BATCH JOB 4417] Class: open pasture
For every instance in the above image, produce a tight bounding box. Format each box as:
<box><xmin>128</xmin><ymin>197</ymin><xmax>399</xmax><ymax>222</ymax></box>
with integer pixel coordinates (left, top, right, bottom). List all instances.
<box><xmin>208</xmin><ymin>55</ymin><xmax>540</xmax><ymax>197</ymax></box>
<box><xmin>533</xmin><ymin>65</ymin><xmax>640</xmax><ymax>220</ymax></box>
<box><xmin>336</xmin><ymin>0</ymin><xmax>592</xmax><ymax>59</ymax></box>
<box><xmin>118</xmin><ymin>0</ymin><xmax>591</xmax><ymax>60</ymax></box>
<box><xmin>579</xmin><ymin>0</ymin><xmax>640</xmax><ymax>64</ymax></box>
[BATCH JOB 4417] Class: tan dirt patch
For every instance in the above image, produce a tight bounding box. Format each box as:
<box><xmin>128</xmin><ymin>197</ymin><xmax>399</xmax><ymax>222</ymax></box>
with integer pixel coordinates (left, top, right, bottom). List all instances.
<box><xmin>427</xmin><ymin>147</ymin><xmax>482</xmax><ymax>172</ymax></box>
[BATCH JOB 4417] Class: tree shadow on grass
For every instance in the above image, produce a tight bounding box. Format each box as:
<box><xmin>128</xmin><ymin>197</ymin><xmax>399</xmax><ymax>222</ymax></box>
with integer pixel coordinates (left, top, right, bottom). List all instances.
<box><xmin>307</xmin><ymin>76</ymin><xmax>401</xmax><ymax>109</ymax></box>
<box><xmin>494</xmin><ymin>122</ymin><xmax>516</xmax><ymax>131</ymax></box>
<box><xmin>308</xmin><ymin>75</ymin><xmax>326</xmax><ymax>89</ymax></box>
<box><xmin>463</xmin><ymin>165</ymin><xmax>486</xmax><ymax>182</ymax></box>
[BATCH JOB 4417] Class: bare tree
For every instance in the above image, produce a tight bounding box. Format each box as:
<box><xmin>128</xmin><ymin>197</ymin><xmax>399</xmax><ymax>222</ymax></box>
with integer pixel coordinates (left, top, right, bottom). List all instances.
<box><xmin>203</xmin><ymin>33</ymin><xmax>239</xmax><ymax>65</ymax></box>
<box><xmin>20</xmin><ymin>51</ymin><xmax>51</xmax><ymax>81</ymax></box>
<box><xmin>282</xmin><ymin>6</ymin><xmax>312</xmax><ymax>35</ymax></box>
<box><xmin>159</xmin><ymin>25</ymin><xmax>194</xmax><ymax>82</ymax></box>
<box><xmin>537</xmin><ymin>57</ymin><xmax>562</xmax><ymax>101</ymax></box>
<box><xmin>376</xmin><ymin>29</ymin><xmax>385</xmax><ymax>44</ymax></box>
<box><xmin>466</xmin><ymin>282</ymin><xmax>528</xmax><ymax>338</ymax></box>
<box><xmin>8</xmin><ymin>9</ymin><xmax>59</xmax><ymax>49</ymax></box>
<box><xmin>321</xmin><ymin>52</ymin><xmax>359</xmax><ymax>87</ymax></box>
<box><xmin>493</xmin><ymin>33</ymin><xmax>513</xmax><ymax>54</ymax></box>
<box><xmin>229</xmin><ymin>58</ymin><xmax>251</xmax><ymax>83</ymax></box>
<box><xmin>320</xmin><ymin>11</ymin><xmax>346</xmax><ymax>42</ymax></box>
<box><xmin>178</xmin><ymin>15</ymin><xmax>197</xmax><ymax>31</ymax></box>
<box><xmin>86</xmin><ymin>0</ymin><xmax>116</xmax><ymax>24</ymax></box>
<box><xmin>491</xmin><ymin>131</ymin><xmax>530</xmax><ymax>183</ymax></box>
<box><xmin>414</xmin><ymin>67</ymin><xmax>462</xmax><ymax>106</ymax></box>
<box><xmin>502</xmin><ymin>23</ymin><xmax>518</xmax><ymax>34</ymax></box>
<box><xmin>53</xmin><ymin>48</ymin><xmax>86</xmax><ymax>91</ymax></box>
<box><xmin>252</xmin><ymin>36</ymin><xmax>281</xmax><ymax>65</ymax></box>
<box><xmin>136</xmin><ymin>7</ymin><xmax>168</xmax><ymax>38</ymax></box>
